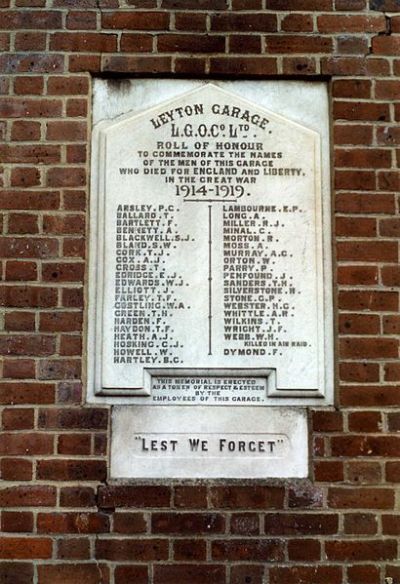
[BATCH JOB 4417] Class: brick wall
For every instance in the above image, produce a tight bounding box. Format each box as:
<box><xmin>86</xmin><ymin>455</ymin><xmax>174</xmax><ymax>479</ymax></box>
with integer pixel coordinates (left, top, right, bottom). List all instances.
<box><xmin>0</xmin><ymin>1</ymin><xmax>399</xmax><ymax>583</ymax></box>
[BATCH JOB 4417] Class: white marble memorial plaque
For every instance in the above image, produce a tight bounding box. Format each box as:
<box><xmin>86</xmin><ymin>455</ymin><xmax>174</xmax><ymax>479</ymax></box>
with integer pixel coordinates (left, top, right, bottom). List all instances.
<box><xmin>111</xmin><ymin>406</ymin><xmax>308</xmax><ymax>478</ymax></box>
<box><xmin>88</xmin><ymin>80</ymin><xmax>333</xmax><ymax>406</ymax></box>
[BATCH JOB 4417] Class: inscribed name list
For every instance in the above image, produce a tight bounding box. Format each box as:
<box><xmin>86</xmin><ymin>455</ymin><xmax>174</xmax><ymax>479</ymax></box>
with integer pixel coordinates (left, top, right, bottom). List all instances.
<box><xmin>96</xmin><ymin>84</ymin><xmax>326</xmax><ymax>393</ymax></box>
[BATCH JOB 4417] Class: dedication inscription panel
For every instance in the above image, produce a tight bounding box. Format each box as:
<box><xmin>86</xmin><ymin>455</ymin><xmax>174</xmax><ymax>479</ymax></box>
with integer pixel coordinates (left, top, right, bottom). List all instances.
<box><xmin>89</xmin><ymin>82</ymin><xmax>333</xmax><ymax>405</ymax></box>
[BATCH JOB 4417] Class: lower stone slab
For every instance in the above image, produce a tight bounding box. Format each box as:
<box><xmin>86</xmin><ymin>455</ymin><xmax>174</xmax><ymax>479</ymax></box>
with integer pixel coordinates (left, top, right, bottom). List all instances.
<box><xmin>111</xmin><ymin>406</ymin><xmax>308</xmax><ymax>479</ymax></box>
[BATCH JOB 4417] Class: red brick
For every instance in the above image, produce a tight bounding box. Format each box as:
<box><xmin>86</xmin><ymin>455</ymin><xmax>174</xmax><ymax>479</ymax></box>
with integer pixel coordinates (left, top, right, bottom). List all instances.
<box><xmin>336</xmin><ymin>36</ymin><xmax>369</xmax><ymax>55</ymax></box>
<box><xmin>38</xmin><ymin>407</ymin><xmax>107</xmax><ymax>429</ymax></box>
<box><xmin>0</xmin><ymin>190</ymin><xmax>60</xmax><ymax>210</ymax></box>
<box><xmin>0</xmin><ymin>381</ymin><xmax>55</xmax><ymax>405</ymax></box>
<box><xmin>333</xmin><ymin>124</ymin><xmax>373</xmax><ymax>145</ymax></box>
<box><xmin>37</xmin><ymin>459</ymin><xmax>106</xmax><ymax>481</ymax></box>
<box><xmin>174</xmin><ymin>485</ymin><xmax>207</xmax><ymax>508</ymax></box>
<box><xmin>40</xmin><ymin>312</ymin><xmax>82</xmax><ymax>333</ymax></box>
<box><xmin>333</xmin><ymin>101</ymin><xmax>390</xmax><ymax>121</ymax></box>
<box><xmin>210</xmin><ymin>486</ymin><xmax>284</xmax><ymax>509</ymax></box>
<box><xmin>38</xmin><ymin>358</ymin><xmax>81</xmax><ymax>380</ymax></box>
<box><xmin>326</xmin><ymin>539</ymin><xmax>397</xmax><ymax>561</ymax></box>
<box><xmin>57</xmin><ymin>538</ymin><xmax>90</xmax><ymax>560</ymax></box>
<box><xmin>50</xmin><ymin>32</ymin><xmax>117</xmax><ymax>52</ymax></box>
<box><xmin>336</xmin><ymin>216</ymin><xmax>377</xmax><ymax>237</ymax></box>
<box><xmin>312</xmin><ymin>410</ymin><xmax>343</xmax><ymax>432</ymax></box>
<box><xmin>1</xmin><ymin>458</ymin><xmax>33</xmax><ymax>481</ymax></box>
<box><xmin>98</xmin><ymin>485</ymin><xmax>171</xmax><ymax>508</ymax></box>
<box><xmin>55</xmin><ymin>381</ymin><xmax>82</xmax><ymax>404</ymax></box>
<box><xmin>281</xmin><ymin>13</ymin><xmax>313</xmax><ymax>31</ymax></box>
<box><xmin>338</xmin><ymin>290</ymin><xmax>398</xmax><ymax>311</ymax></box>
<box><xmin>5</xmin><ymin>261</ymin><xmax>37</xmax><ymax>281</ymax></box>
<box><xmin>0</xmin><ymin>144</ymin><xmax>61</xmax><ymax>164</ymax></box>
<box><xmin>162</xmin><ymin>0</ymin><xmax>227</xmax><ymax>7</ymax></box>
<box><xmin>0</xmin><ymin>432</ymin><xmax>53</xmax><ymax>456</ymax></box>
<box><xmin>0</xmin><ymin>537</ymin><xmax>52</xmax><ymax>560</ymax></box>
<box><xmin>0</xmin><ymin>237</ymin><xmax>58</xmax><ymax>259</ymax></box>
<box><xmin>388</xmin><ymin>412</ymin><xmax>400</xmax><ymax>431</ymax></box>
<box><xmin>229</xmin><ymin>35</ymin><xmax>262</xmax><ymax>53</ymax></box>
<box><xmin>333</xmin><ymin>79</ymin><xmax>371</xmax><ymax>98</ymax></box>
<box><xmin>333</xmin><ymin>435</ymin><xmax>400</xmax><ymax>458</ymax></box>
<box><xmin>37</xmin><ymin>564</ymin><xmax>109</xmax><ymax>584</ymax></box>
<box><xmin>340</xmin><ymin>385</ymin><xmax>400</xmax><ymax>407</ymax></box>
<box><xmin>60</xmin><ymin>487</ymin><xmax>96</xmax><ymax>508</ymax></box>
<box><xmin>152</xmin><ymin>512</ymin><xmax>225</xmax><ymax>534</ymax></box>
<box><xmin>345</xmin><ymin>459</ymin><xmax>381</xmax><ymax>484</ymax></box>
<box><xmin>14</xmin><ymin>32</ymin><xmax>46</xmax><ymax>52</ymax></box>
<box><xmin>0</xmin><ymin>486</ymin><xmax>56</xmax><ymax>507</ymax></box>
<box><xmin>69</xmin><ymin>54</ymin><xmax>101</xmax><ymax>73</ymax></box>
<box><xmin>0</xmin><ymin>334</ymin><xmax>55</xmax><ymax>356</ymax></box>
<box><xmin>8</xmin><ymin>213</ymin><xmax>39</xmax><ymax>234</ymax></box>
<box><xmin>14</xmin><ymin>75</ymin><xmax>44</xmax><ymax>94</ymax></box>
<box><xmin>348</xmin><ymin>411</ymin><xmax>382</xmax><ymax>432</ymax></box>
<box><xmin>175</xmin><ymin>13</ymin><xmax>207</xmax><ymax>31</ymax></box>
<box><xmin>154</xmin><ymin>565</ymin><xmax>225</xmax><ymax>584</ymax></box>
<box><xmin>158</xmin><ymin>34</ymin><xmax>225</xmax><ymax>53</ymax></box>
<box><xmin>380</xmin><ymin>218</ymin><xmax>400</xmax><ymax>238</ymax></box>
<box><xmin>11</xmin><ymin>120</ymin><xmax>41</xmax><ymax>141</ymax></box>
<box><xmin>337</xmin><ymin>0</ymin><xmax>366</xmax><ymax>7</ymax></box>
<box><xmin>288</xmin><ymin>484</ymin><xmax>323</xmax><ymax>508</ymax></box>
<box><xmin>347</xmin><ymin>565</ymin><xmax>380</xmax><ymax>584</ymax></box>
<box><xmin>230</xmin><ymin>565</ymin><xmax>264</xmax><ymax>584</ymax></box>
<box><xmin>282</xmin><ymin>57</ymin><xmax>316</xmax><ymax>74</ymax></box>
<box><xmin>385</xmin><ymin>363</ymin><xmax>400</xmax><ymax>381</ymax></box>
<box><xmin>113</xmin><ymin>512</ymin><xmax>147</xmax><ymax>534</ymax></box>
<box><xmin>37</xmin><ymin>512</ymin><xmax>109</xmax><ymax>534</ymax></box>
<box><xmin>46</xmin><ymin>121</ymin><xmax>87</xmax><ymax>141</ymax></box>
<box><xmin>265</xmin><ymin>35</ymin><xmax>333</xmax><ymax>53</ymax></box>
<box><xmin>383</xmin><ymin>315</ymin><xmax>400</xmax><ymax>334</ymax></box>
<box><xmin>335</xmin><ymin>147</ymin><xmax>391</xmax><ymax>168</ymax></box>
<box><xmin>66</xmin><ymin>98</ymin><xmax>88</xmax><ymax>115</ymax></box>
<box><xmin>174</xmin><ymin>539</ymin><xmax>207</xmax><ymax>560</ymax></box>
<box><xmin>270</xmin><ymin>566</ymin><xmax>342</xmax><ymax>584</ymax></box>
<box><xmin>344</xmin><ymin>513</ymin><xmax>378</xmax><ymax>535</ymax></box>
<box><xmin>382</xmin><ymin>515</ymin><xmax>400</xmax><ymax>534</ymax></box>
<box><xmin>120</xmin><ymin>33</ymin><xmax>153</xmax><ymax>52</ymax></box>
<box><xmin>337</xmin><ymin>265</ymin><xmax>378</xmax><ymax>286</ymax></box>
<box><xmin>59</xmin><ymin>334</ymin><xmax>82</xmax><ymax>356</ymax></box>
<box><xmin>95</xmin><ymin>538</ymin><xmax>168</xmax><ymax>561</ymax></box>
<box><xmin>2</xmin><ymin>511</ymin><xmax>34</xmax><ymax>533</ymax></box>
<box><xmin>340</xmin><ymin>337</ymin><xmax>398</xmax><ymax>359</ymax></box>
<box><xmin>318</xmin><ymin>14</ymin><xmax>385</xmax><ymax>32</ymax></box>
<box><xmin>0</xmin><ymin>286</ymin><xmax>58</xmax><ymax>308</ymax></box>
<box><xmin>2</xmin><ymin>406</ymin><xmax>34</xmax><ymax>428</ymax></box>
<box><xmin>335</xmin><ymin>170</ymin><xmax>376</xmax><ymax>190</ymax></box>
<box><xmin>345</xmin><ymin>460</ymin><xmax>381</xmax><ymax>484</ymax></box>
<box><xmin>378</xmin><ymin>171</ymin><xmax>400</xmax><ymax>191</ymax></box>
<box><xmin>211</xmin><ymin>13</ymin><xmax>276</xmax><ymax>31</ymax></box>
<box><xmin>339</xmin><ymin>362</ymin><xmax>380</xmax><ymax>383</ymax></box>
<box><xmin>386</xmin><ymin>462</ymin><xmax>400</xmax><ymax>482</ymax></box>
<box><xmin>377</xmin><ymin>126</ymin><xmax>400</xmax><ymax>146</ymax></box>
<box><xmin>102</xmin><ymin>55</ymin><xmax>172</xmax><ymax>73</ymax></box>
<box><xmin>46</xmin><ymin>167</ymin><xmax>86</xmax><ymax>187</ymax></box>
<box><xmin>209</xmin><ymin>57</ymin><xmax>277</xmax><ymax>75</ymax></box>
<box><xmin>336</xmin><ymin>193</ymin><xmax>395</xmax><ymax>214</ymax></box>
<box><xmin>63</xmin><ymin>237</ymin><xmax>86</xmax><ymax>257</ymax></box>
<box><xmin>212</xmin><ymin>539</ymin><xmax>284</xmax><ymax>561</ymax></box>
<box><xmin>314</xmin><ymin>461</ymin><xmax>344</xmax><ymax>482</ymax></box>
<box><xmin>339</xmin><ymin>314</ymin><xmax>380</xmax><ymax>335</ymax></box>
<box><xmin>328</xmin><ymin>487</ymin><xmax>394</xmax><ymax>509</ymax></box>
<box><xmin>58</xmin><ymin>433</ymin><xmax>91</xmax><ymax>455</ymax></box>
<box><xmin>0</xmin><ymin>10</ymin><xmax>62</xmax><ymax>29</ymax></box>
<box><xmin>0</xmin><ymin>562</ymin><xmax>34</xmax><ymax>584</ymax></box>
<box><xmin>0</xmin><ymin>54</ymin><xmax>64</xmax><ymax>74</ymax></box>
<box><xmin>288</xmin><ymin>538</ymin><xmax>320</xmax><ymax>561</ymax></box>
<box><xmin>114</xmin><ymin>565</ymin><xmax>148</xmax><ymax>584</ymax></box>
<box><xmin>66</xmin><ymin>11</ymin><xmax>97</xmax><ymax>30</ymax></box>
<box><xmin>102</xmin><ymin>11</ymin><xmax>170</xmax><ymax>29</ymax></box>
<box><xmin>264</xmin><ymin>513</ymin><xmax>338</xmax><ymax>535</ymax></box>
<box><xmin>230</xmin><ymin>513</ymin><xmax>259</xmax><ymax>535</ymax></box>
<box><xmin>265</xmin><ymin>0</ymin><xmax>332</xmax><ymax>8</ymax></box>
<box><xmin>373</xmin><ymin>36</ymin><xmax>400</xmax><ymax>55</ymax></box>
